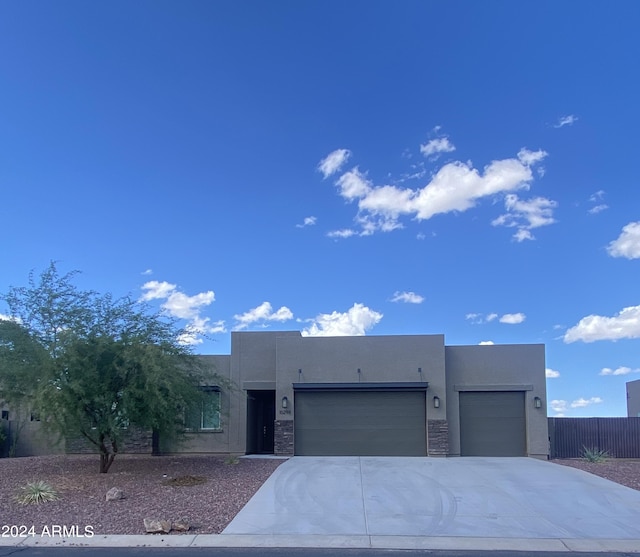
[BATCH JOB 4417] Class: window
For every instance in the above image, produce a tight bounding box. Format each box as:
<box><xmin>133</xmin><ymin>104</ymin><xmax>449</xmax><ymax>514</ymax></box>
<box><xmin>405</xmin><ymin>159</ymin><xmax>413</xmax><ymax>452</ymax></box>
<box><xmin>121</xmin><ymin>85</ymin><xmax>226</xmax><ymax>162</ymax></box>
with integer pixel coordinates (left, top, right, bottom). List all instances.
<box><xmin>186</xmin><ymin>388</ymin><xmax>221</xmax><ymax>431</ymax></box>
<box><xmin>1</xmin><ymin>410</ymin><xmax>8</xmax><ymax>420</ymax></box>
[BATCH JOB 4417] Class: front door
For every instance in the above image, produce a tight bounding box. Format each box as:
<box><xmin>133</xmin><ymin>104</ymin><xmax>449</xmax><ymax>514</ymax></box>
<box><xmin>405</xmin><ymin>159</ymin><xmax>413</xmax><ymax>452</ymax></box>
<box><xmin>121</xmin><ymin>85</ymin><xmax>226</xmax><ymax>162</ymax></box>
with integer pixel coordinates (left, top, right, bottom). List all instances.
<box><xmin>246</xmin><ymin>390</ymin><xmax>275</xmax><ymax>454</ymax></box>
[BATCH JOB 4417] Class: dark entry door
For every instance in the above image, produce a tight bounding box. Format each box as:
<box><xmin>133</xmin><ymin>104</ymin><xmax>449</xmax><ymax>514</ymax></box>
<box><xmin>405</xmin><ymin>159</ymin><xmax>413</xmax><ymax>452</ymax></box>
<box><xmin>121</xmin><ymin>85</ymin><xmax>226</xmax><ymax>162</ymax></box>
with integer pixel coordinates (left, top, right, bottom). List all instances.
<box><xmin>246</xmin><ymin>390</ymin><xmax>275</xmax><ymax>454</ymax></box>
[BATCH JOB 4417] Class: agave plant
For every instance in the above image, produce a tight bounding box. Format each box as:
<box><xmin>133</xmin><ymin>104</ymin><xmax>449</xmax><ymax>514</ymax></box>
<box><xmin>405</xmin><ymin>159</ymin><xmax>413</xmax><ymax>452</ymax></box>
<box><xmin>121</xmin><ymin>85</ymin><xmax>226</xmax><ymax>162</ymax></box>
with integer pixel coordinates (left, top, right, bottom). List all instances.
<box><xmin>582</xmin><ymin>446</ymin><xmax>610</xmax><ymax>463</ymax></box>
<box><xmin>14</xmin><ymin>480</ymin><xmax>59</xmax><ymax>505</ymax></box>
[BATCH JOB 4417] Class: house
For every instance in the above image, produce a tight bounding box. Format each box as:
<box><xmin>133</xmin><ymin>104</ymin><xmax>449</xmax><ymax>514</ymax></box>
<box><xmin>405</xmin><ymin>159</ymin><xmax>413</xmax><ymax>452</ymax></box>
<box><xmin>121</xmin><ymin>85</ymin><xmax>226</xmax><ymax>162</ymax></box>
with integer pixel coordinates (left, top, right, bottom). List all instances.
<box><xmin>3</xmin><ymin>331</ymin><xmax>549</xmax><ymax>459</ymax></box>
<box><xmin>627</xmin><ymin>379</ymin><xmax>640</xmax><ymax>417</ymax></box>
<box><xmin>170</xmin><ymin>331</ymin><xmax>549</xmax><ymax>459</ymax></box>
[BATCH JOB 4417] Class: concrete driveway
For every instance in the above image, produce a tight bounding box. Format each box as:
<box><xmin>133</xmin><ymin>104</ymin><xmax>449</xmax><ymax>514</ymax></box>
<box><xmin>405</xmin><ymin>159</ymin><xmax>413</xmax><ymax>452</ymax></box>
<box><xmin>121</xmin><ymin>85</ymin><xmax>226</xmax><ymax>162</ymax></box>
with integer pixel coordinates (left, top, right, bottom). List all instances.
<box><xmin>222</xmin><ymin>456</ymin><xmax>640</xmax><ymax>539</ymax></box>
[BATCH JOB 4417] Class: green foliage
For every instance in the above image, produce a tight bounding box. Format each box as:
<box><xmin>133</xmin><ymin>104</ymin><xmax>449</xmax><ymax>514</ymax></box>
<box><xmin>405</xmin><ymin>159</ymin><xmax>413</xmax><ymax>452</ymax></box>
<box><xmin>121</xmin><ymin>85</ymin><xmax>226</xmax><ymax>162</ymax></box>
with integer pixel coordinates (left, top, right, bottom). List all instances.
<box><xmin>225</xmin><ymin>454</ymin><xmax>240</xmax><ymax>465</ymax></box>
<box><xmin>0</xmin><ymin>262</ymin><xmax>218</xmax><ymax>472</ymax></box>
<box><xmin>582</xmin><ymin>446</ymin><xmax>610</xmax><ymax>463</ymax></box>
<box><xmin>14</xmin><ymin>480</ymin><xmax>59</xmax><ymax>505</ymax></box>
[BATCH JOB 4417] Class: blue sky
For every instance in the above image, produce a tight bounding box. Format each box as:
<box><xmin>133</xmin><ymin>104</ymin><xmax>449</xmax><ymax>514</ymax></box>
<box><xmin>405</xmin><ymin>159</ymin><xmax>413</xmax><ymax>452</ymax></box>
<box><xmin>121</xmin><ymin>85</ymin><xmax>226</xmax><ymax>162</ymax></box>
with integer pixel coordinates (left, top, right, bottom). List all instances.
<box><xmin>1</xmin><ymin>1</ymin><xmax>639</xmax><ymax>417</ymax></box>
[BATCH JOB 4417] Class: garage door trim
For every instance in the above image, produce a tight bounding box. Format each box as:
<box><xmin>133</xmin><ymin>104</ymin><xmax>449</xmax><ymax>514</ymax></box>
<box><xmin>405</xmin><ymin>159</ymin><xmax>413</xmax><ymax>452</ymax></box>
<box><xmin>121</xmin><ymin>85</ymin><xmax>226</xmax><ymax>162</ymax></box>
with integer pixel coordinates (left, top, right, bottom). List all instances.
<box><xmin>293</xmin><ymin>381</ymin><xmax>428</xmax><ymax>392</ymax></box>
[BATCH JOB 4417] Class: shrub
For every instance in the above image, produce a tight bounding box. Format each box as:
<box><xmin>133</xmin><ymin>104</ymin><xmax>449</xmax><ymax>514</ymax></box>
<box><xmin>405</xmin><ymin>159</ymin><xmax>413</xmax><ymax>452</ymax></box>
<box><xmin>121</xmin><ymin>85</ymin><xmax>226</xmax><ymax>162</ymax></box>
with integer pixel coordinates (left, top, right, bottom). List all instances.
<box><xmin>582</xmin><ymin>446</ymin><xmax>610</xmax><ymax>463</ymax></box>
<box><xmin>14</xmin><ymin>480</ymin><xmax>59</xmax><ymax>505</ymax></box>
<box><xmin>225</xmin><ymin>454</ymin><xmax>240</xmax><ymax>465</ymax></box>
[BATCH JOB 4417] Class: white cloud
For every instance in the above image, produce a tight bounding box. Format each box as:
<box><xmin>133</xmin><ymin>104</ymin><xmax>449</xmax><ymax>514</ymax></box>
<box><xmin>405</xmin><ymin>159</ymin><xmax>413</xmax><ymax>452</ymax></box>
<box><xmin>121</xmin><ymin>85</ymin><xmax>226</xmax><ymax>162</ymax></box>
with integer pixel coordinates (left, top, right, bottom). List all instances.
<box><xmin>554</xmin><ymin>115</ymin><xmax>578</xmax><ymax>128</ymax></box>
<box><xmin>336</xmin><ymin>167</ymin><xmax>372</xmax><ymax>200</ymax></box>
<box><xmin>139</xmin><ymin>280</ymin><xmax>221</xmax><ymax>343</ymax></box>
<box><xmin>550</xmin><ymin>400</ymin><xmax>568</xmax><ymax>413</ymax></box>
<box><xmin>301</xmin><ymin>303</ymin><xmax>382</xmax><ymax>337</ymax></box>
<box><xmin>599</xmin><ymin>366</ymin><xmax>640</xmax><ymax>376</ymax></box>
<box><xmin>478</xmin><ymin>340</ymin><xmax>494</xmax><ymax>345</ymax></box>
<box><xmin>420</xmin><ymin>137</ymin><xmax>456</xmax><ymax>158</ymax></box>
<box><xmin>329</xmin><ymin>148</ymin><xmax>548</xmax><ymax>237</ymax></box>
<box><xmin>468</xmin><ymin>312</ymin><xmax>525</xmax><ymax>324</ymax></box>
<box><xmin>517</xmin><ymin>148</ymin><xmax>548</xmax><ymax>166</ymax></box>
<box><xmin>390</xmin><ymin>291</ymin><xmax>424</xmax><ymax>304</ymax></box>
<box><xmin>550</xmin><ymin>396</ymin><xmax>602</xmax><ymax>414</ymax></box>
<box><xmin>0</xmin><ymin>313</ymin><xmax>22</xmax><ymax>323</ymax></box>
<box><xmin>318</xmin><ymin>149</ymin><xmax>351</xmax><ymax>179</ymax></box>
<box><xmin>589</xmin><ymin>190</ymin><xmax>605</xmax><ymax>202</ymax></box>
<box><xmin>140</xmin><ymin>280</ymin><xmax>177</xmax><ymax>301</ymax></box>
<box><xmin>234</xmin><ymin>301</ymin><xmax>294</xmax><ymax>330</ymax></box>
<box><xmin>546</xmin><ymin>368</ymin><xmax>560</xmax><ymax>378</ymax></box>
<box><xmin>607</xmin><ymin>222</ymin><xmax>640</xmax><ymax>259</ymax></box>
<box><xmin>177</xmin><ymin>317</ymin><xmax>227</xmax><ymax>346</ymax></box>
<box><xmin>571</xmin><ymin>397</ymin><xmax>603</xmax><ymax>408</ymax></box>
<box><xmin>141</xmin><ymin>268</ymin><xmax>153</xmax><ymax>275</ymax></box>
<box><xmin>492</xmin><ymin>194</ymin><xmax>557</xmax><ymax>242</ymax></box>
<box><xmin>465</xmin><ymin>313</ymin><xmax>483</xmax><ymax>324</ymax></box>
<box><xmin>499</xmin><ymin>313</ymin><xmax>526</xmax><ymax>324</ymax></box>
<box><xmin>163</xmin><ymin>291</ymin><xmax>215</xmax><ymax>320</ymax></box>
<box><xmin>564</xmin><ymin>305</ymin><xmax>640</xmax><ymax>343</ymax></box>
<box><xmin>327</xmin><ymin>228</ymin><xmax>357</xmax><ymax>239</ymax></box>
<box><xmin>296</xmin><ymin>216</ymin><xmax>317</xmax><ymax>228</ymax></box>
<box><xmin>588</xmin><ymin>204</ymin><xmax>609</xmax><ymax>214</ymax></box>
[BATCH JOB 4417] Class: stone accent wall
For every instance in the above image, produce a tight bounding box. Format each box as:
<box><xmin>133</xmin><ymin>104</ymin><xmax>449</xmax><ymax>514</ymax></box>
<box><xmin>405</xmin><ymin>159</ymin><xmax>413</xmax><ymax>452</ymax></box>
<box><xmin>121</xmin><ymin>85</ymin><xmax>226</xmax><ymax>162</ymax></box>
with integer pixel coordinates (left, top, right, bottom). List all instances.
<box><xmin>428</xmin><ymin>419</ymin><xmax>449</xmax><ymax>456</ymax></box>
<box><xmin>66</xmin><ymin>425</ymin><xmax>152</xmax><ymax>454</ymax></box>
<box><xmin>274</xmin><ymin>420</ymin><xmax>294</xmax><ymax>456</ymax></box>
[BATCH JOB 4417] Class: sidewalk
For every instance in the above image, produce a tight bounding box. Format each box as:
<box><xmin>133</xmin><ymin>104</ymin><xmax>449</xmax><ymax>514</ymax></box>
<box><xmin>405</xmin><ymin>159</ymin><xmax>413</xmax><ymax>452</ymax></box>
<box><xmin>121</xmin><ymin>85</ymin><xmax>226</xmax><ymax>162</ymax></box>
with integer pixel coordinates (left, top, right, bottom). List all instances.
<box><xmin>1</xmin><ymin>533</ymin><xmax>639</xmax><ymax>553</ymax></box>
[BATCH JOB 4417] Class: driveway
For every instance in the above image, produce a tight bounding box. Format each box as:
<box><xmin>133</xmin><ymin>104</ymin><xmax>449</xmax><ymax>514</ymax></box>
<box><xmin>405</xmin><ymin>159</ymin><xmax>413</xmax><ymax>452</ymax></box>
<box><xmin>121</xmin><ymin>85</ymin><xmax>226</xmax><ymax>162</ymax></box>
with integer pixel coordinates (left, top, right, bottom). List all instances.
<box><xmin>222</xmin><ymin>456</ymin><xmax>640</xmax><ymax>539</ymax></box>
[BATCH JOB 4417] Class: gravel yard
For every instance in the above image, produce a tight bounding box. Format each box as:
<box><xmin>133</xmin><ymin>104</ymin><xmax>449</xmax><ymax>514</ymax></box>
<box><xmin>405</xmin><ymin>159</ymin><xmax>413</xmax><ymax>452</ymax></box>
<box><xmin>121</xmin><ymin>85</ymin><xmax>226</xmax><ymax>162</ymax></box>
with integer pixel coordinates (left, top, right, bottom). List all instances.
<box><xmin>552</xmin><ymin>458</ymin><xmax>640</xmax><ymax>492</ymax></box>
<box><xmin>0</xmin><ymin>454</ymin><xmax>283</xmax><ymax>535</ymax></box>
<box><xmin>2</xmin><ymin>454</ymin><xmax>639</xmax><ymax>537</ymax></box>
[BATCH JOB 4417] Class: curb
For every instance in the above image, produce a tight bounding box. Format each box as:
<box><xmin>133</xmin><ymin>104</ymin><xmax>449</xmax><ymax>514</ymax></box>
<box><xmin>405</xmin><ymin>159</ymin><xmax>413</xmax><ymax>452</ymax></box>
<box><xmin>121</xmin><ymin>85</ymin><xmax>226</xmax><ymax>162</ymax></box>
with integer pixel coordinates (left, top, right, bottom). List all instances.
<box><xmin>1</xmin><ymin>534</ymin><xmax>640</xmax><ymax>552</ymax></box>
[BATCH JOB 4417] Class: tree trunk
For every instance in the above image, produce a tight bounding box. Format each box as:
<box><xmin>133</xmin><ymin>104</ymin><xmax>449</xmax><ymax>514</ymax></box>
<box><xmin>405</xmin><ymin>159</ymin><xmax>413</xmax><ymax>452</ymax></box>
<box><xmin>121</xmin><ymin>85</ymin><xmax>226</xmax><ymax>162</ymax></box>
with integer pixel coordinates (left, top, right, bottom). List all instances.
<box><xmin>98</xmin><ymin>433</ymin><xmax>118</xmax><ymax>473</ymax></box>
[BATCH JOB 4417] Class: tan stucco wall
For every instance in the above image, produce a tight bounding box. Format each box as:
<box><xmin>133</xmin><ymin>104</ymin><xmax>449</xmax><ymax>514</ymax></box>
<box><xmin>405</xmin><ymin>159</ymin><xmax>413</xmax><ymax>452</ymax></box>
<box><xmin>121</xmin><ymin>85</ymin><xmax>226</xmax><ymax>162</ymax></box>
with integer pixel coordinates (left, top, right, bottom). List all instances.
<box><xmin>627</xmin><ymin>379</ymin><xmax>640</xmax><ymax>417</ymax></box>
<box><xmin>274</xmin><ymin>334</ymin><xmax>447</xmax><ymax>425</ymax></box>
<box><xmin>163</xmin><ymin>354</ymin><xmax>238</xmax><ymax>454</ymax></box>
<box><xmin>444</xmin><ymin>344</ymin><xmax>548</xmax><ymax>459</ymax></box>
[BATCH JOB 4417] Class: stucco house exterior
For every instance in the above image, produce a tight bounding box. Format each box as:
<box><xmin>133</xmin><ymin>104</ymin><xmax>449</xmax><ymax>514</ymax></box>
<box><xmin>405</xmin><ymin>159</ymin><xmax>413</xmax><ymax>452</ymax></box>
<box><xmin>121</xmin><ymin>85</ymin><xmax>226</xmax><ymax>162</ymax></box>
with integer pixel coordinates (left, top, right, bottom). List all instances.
<box><xmin>627</xmin><ymin>379</ymin><xmax>640</xmax><ymax>418</ymax></box>
<box><xmin>2</xmin><ymin>331</ymin><xmax>549</xmax><ymax>459</ymax></box>
<box><xmin>173</xmin><ymin>331</ymin><xmax>549</xmax><ymax>459</ymax></box>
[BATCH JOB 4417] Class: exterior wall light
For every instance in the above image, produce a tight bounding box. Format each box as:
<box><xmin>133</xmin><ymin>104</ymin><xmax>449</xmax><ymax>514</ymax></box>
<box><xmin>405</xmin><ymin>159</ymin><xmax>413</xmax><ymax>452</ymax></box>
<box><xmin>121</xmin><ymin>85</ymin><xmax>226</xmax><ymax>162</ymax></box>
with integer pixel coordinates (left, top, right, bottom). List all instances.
<box><xmin>433</xmin><ymin>396</ymin><xmax>440</xmax><ymax>409</ymax></box>
<box><xmin>534</xmin><ymin>396</ymin><xmax>542</xmax><ymax>409</ymax></box>
<box><xmin>282</xmin><ymin>396</ymin><xmax>289</xmax><ymax>409</ymax></box>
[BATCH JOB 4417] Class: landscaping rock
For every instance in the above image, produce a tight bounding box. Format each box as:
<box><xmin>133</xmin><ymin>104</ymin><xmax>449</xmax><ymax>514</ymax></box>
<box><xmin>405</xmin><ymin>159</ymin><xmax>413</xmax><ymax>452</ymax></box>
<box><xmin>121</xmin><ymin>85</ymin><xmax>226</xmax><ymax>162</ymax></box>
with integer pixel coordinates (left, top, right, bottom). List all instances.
<box><xmin>105</xmin><ymin>487</ymin><xmax>125</xmax><ymax>501</ymax></box>
<box><xmin>143</xmin><ymin>518</ymin><xmax>172</xmax><ymax>534</ymax></box>
<box><xmin>172</xmin><ymin>517</ymin><xmax>190</xmax><ymax>532</ymax></box>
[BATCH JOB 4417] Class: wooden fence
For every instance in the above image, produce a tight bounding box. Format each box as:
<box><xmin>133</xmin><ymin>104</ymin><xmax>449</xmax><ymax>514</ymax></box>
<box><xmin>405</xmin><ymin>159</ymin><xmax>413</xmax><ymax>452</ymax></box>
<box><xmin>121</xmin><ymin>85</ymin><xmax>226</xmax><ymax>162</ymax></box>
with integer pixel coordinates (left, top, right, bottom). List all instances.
<box><xmin>548</xmin><ymin>417</ymin><xmax>640</xmax><ymax>458</ymax></box>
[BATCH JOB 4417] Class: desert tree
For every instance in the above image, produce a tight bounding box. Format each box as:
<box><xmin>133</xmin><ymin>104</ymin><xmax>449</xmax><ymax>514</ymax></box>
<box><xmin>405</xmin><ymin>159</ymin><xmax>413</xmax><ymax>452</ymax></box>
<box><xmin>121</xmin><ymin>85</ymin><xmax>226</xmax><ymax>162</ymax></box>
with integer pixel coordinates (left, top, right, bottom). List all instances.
<box><xmin>0</xmin><ymin>262</ymin><xmax>216</xmax><ymax>472</ymax></box>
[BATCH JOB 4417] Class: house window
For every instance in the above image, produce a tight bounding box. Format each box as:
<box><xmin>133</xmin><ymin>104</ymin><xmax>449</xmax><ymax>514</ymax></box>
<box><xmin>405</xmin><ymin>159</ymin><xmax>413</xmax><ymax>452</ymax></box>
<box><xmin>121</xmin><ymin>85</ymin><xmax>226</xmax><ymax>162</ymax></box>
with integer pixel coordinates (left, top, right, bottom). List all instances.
<box><xmin>186</xmin><ymin>388</ymin><xmax>221</xmax><ymax>431</ymax></box>
<box><xmin>1</xmin><ymin>410</ymin><xmax>8</xmax><ymax>420</ymax></box>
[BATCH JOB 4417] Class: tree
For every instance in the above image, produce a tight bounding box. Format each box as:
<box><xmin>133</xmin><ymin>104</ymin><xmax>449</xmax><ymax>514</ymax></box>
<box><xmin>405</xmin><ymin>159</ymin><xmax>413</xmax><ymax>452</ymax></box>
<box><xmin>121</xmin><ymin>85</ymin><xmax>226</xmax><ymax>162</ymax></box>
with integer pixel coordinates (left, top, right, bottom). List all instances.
<box><xmin>0</xmin><ymin>262</ymin><xmax>214</xmax><ymax>472</ymax></box>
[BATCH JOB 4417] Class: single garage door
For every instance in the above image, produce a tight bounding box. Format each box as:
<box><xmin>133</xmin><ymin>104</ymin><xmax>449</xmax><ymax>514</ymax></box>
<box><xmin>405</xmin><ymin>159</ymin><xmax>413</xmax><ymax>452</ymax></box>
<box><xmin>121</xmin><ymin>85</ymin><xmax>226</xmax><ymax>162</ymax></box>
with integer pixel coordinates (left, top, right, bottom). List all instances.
<box><xmin>459</xmin><ymin>391</ymin><xmax>526</xmax><ymax>456</ymax></box>
<box><xmin>295</xmin><ymin>390</ymin><xmax>427</xmax><ymax>456</ymax></box>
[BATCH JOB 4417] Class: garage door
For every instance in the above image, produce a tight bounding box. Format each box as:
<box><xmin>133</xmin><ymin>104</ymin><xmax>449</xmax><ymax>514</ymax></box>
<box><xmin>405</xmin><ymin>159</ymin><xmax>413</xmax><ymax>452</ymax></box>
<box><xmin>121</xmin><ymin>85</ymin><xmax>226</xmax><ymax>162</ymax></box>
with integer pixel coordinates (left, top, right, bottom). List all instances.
<box><xmin>459</xmin><ymin>391</ymin><xmax>526</xmax><ymax>456</ymax></box>
<box><xmin>294</xmin><ymin>391</ymin><xmax>427</xmax><ymax>456</ymax></box>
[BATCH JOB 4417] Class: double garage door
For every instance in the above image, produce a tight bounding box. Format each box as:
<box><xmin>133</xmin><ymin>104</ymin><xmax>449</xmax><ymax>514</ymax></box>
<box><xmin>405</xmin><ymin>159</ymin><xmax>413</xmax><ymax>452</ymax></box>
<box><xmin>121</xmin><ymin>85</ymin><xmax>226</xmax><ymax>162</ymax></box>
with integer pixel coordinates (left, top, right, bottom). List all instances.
<box><xmin>294</xmin><ymin>390</ymin><xmax>427</xmax><ymax>456</ymax></box>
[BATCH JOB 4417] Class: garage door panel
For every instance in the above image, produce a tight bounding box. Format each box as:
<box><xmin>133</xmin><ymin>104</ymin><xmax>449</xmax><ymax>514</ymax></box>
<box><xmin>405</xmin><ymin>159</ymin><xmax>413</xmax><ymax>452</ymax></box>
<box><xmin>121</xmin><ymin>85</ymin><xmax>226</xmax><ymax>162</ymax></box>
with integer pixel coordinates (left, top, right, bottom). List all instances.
<box><xmin>459</xmin><ymin>391</ymin><xmax>526</xmax><ymax>457</ymax></box>
<box><xmin>295</xmin><ymin>391</ymin><xmax>426</xmax><ymax>456</ymax></box>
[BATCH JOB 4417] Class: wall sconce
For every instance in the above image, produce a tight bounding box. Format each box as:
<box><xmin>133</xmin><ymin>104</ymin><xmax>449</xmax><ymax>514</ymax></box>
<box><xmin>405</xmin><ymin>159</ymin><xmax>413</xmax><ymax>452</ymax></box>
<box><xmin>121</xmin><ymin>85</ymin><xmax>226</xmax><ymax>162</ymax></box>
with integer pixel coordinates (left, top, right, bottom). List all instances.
<box><xmin>282</xmin><ymin>396</ymin><xmax>289</xmax><ymax>409</ymax></box>
<box><xmin>534</xmin><ymin>396</ymin><xmax>542</xmax><ymax>409</ymax></box>
<box><xmin>357</xmin><ymin>368</ymin><xmax>361</xmax><ymax>374</ymax></box>
<box><xmin>433</xmin><ymin>396</ymin><xmax>440</xmax><ymax>409</ymax></box>
<box><xmin>418</xmin><ymin>367</ymin><xmax>422</xmax><ymax>375</ymax></box>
